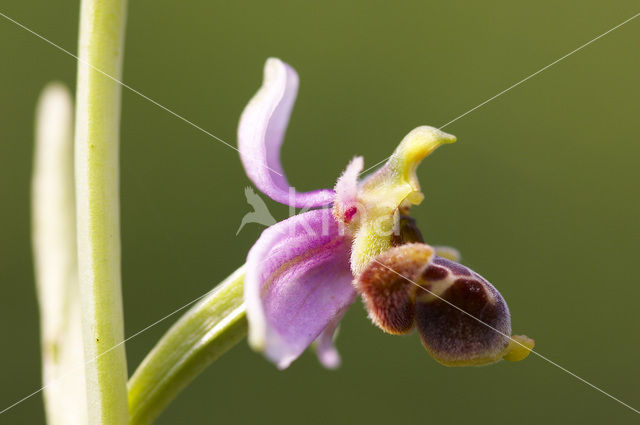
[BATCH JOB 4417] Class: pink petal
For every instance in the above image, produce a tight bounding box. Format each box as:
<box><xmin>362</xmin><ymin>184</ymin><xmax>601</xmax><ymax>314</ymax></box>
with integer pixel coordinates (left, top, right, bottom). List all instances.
<box><xmin>245</xmin><ymin>209</ymin><xmax>356</xmax><ymax>369</ymax></box>
<box><xmin>238</xmin><ymin>58</ymin><xmax>335</xmax><ymax>208</ymax></box>
<box><xmin>313</xmin><ymin>308</ymin><xmax>354</xmax><ymax>369</ymax></box>
<box><xmin>333</xmin><ymin>156</ymin><xmax>363</xmax><ymax>224</ymax></box>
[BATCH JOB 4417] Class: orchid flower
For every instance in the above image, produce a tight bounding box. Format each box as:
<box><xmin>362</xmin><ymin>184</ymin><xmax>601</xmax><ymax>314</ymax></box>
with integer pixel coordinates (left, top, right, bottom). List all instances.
<box><xmin>239</xmin><ymin>58</ymin><xmax>534</xmax><ymax>370</ymax></box>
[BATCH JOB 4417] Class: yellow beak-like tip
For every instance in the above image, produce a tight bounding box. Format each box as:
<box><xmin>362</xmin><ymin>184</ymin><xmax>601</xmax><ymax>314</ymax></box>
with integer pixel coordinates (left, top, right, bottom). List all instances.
<box><xmin>503</xmin><ymin>334</ymin><xmax>535</xmax><ymax>362</ymax></box>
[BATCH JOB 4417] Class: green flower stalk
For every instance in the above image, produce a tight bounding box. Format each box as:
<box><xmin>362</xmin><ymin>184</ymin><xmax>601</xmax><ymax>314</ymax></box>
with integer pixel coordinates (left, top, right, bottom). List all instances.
<box><xmin>128</xmin><ymin>267</ymin><xmax>247</xmax><ymax>425</ymax></box>
<box><xmin>74</xmin><ymin>0</ymin><xmax>129</xmax><ymax>423</ymax></box>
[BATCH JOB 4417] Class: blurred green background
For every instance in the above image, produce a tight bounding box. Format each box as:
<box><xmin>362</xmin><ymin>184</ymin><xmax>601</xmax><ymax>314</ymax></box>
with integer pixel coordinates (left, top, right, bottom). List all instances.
<box><xmin>1</xmin><ymin>1</ymin><xmax>639</xmax><ymax>424</ymax></box>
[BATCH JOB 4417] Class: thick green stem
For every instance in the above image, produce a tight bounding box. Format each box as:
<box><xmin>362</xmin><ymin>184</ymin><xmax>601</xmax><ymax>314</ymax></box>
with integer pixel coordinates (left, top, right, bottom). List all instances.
<box><xmin>32</xmin><ymin>83</ymin><xmax>87</xmax><ymax>425</ymax></box>
<box><xmin>74</xmin><ymin>0</ymin><xmax>129</xmax><ymax>423</ymax></box>
<box><xmin>128</xmin><ymin>266</ymin><xmax>247</xmax><ymax>425</ymax></box>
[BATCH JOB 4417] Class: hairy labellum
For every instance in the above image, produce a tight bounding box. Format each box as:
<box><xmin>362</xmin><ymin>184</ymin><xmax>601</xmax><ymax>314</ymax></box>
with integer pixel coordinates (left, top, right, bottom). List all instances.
<box><xmin>358</xmin><ymin>243</ymin><xmax>534</xmax><ymax>366</ymax></box>
<box><xmin>358</xmin><ymin>243</ymin><xmax>434</xmax><ymax>334</ymax></box>
<box><xmin>416</xmin><ymin>256</ymin><xmax>511</xmax><ymax>366</ymax></box>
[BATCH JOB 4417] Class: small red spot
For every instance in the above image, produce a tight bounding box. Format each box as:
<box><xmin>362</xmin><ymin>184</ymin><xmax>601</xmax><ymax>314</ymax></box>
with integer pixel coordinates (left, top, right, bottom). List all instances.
<box><xmin>344</xmin><ymin>206</ymin><xmax>358</xmax><ymax>223</ymax></box>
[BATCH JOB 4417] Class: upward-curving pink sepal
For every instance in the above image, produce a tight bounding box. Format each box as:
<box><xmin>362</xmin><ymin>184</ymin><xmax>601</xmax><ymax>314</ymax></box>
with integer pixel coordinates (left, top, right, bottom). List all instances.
<box><xmin>238</xmin><ymin>58</ymin><xmax>335</xmax><ymax>208</ymax></box>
